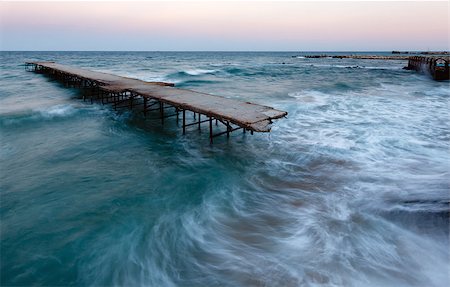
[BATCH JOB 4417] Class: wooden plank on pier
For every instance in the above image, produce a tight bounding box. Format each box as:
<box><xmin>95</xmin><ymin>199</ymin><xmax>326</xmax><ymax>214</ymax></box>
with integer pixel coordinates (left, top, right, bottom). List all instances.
<box><xmin>26</xmin><ymin>62</ymin><xmax>287</xmax><ymax>132</ymax></box>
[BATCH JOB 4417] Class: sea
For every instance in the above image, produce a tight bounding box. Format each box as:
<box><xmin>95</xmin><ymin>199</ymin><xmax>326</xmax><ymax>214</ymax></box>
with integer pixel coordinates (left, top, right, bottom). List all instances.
<box><xmin>1</xmin><ymin>51</ymin><xmax>449</xmax><ymax>286</ymax></box>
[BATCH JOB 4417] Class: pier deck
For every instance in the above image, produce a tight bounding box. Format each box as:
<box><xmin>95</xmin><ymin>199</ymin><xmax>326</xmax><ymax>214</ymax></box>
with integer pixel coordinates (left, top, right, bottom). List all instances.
<box><xmin>26</xmin><ymin>62</ymin><xmax>287</xmax><ymax>143</ymax></box>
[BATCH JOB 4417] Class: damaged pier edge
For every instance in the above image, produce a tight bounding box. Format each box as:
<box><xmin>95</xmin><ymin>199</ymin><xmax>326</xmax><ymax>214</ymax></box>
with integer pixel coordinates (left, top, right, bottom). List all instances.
<box><xmin>404</xmin><ymin>56</ymin><xmax>450</xmax><ymax>81</ymax></box>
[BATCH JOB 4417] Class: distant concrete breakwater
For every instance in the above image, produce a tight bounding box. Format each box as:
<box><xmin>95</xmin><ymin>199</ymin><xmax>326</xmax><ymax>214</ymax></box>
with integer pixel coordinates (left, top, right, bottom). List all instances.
<box><xmin>298</xmin><ymin>55</ymin><xmax>410</xmax><ymax>60</ymax></box>
<box><xmin>391</xmin><ymin>51</ymin><xmax>449</xmax><ymax>55</ymax></box>
<box><xmin>292</xmin><ymin>53</ymin><xmax>449</xmax><ymax>81</ymax></box>
<box><xmin>295</xmin><ymin>51</ymin><xmax>449</xmax><ymax>61</ymax></box>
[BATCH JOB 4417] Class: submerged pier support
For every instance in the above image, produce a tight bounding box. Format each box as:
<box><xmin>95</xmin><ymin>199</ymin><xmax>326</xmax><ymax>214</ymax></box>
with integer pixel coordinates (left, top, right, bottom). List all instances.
<box><xmin>25</xmin><ymin>62</ymin><xmax>287</xmax><ymax>143</ymax></box>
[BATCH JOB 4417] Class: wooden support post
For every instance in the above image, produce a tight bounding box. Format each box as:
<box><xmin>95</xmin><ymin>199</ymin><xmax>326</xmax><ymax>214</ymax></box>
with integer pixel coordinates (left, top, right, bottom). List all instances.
<box><xmin>129</xmin><ymin>94</ymin><xmax>133</xmax><ymax>109</ymax></box>
<box><xmin>198</xmin><ymin>114</ymin><xmax>201</xmax><ymax>130</ymax></box>
<box><xmin>209</xmin><ymin>117</ymin><xmax>213</xmax><ymax>144</ymax></box>
<box><xmin>176</xmin><ymin>108</ymin><xmax>179</xmax><ymax>122</ymax></box>
<box><xmin>182</xmin><ymin>110</ymin><xmax>186</xmax><ymax>135</ymax></box>
<box><xmin>194</xmin><ymin>112</ymin><xmax>196</xmax><ymax>120</ymax></box>
<box><xmin>226</xmin><ymin>121</ymin><xmax>230</xmax><ymax>138</ymax></box>
<box><xmin>215</xmin><ymin>119</ymin><xmax>218</xmax><ymax>126</ymax></box>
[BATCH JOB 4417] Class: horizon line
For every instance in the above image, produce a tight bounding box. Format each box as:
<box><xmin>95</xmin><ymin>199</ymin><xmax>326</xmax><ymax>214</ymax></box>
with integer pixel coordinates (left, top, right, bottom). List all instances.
<box><xmin>2</xmin><ymin>50</ymin><xmax>449</xmax><ymax>53</ymax></box>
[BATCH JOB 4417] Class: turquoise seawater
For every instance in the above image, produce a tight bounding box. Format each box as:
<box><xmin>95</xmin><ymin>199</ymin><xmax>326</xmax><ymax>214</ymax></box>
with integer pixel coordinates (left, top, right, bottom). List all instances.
<box><xmin>1</xmin><ymin>51</ymin><xmax>449</xmax><ymax>286</ymax></box>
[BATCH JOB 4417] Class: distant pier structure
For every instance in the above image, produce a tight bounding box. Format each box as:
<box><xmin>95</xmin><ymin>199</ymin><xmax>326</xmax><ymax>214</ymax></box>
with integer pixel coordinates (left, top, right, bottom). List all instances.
<box><xmin>25</xmin><ymin>62</ymin><xmax>287</xmax><ymax>143</ymax></box>
<box><xmin>405</xmin><ymin>56</ymin><xmax>449</xmax><ymax>81</ymax></box>
<box><xmin>297</xmin><ymin>53</ymin><xmax>449</xmax><ymax>81</ymax></box>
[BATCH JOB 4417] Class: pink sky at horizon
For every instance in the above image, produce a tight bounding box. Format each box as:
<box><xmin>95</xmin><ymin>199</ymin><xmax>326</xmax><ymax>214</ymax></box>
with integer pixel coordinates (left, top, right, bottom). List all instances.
<box><xmin>0</xmin><ymin>1</ymin><xmax>448</xmax><ymax>51</ymax></box>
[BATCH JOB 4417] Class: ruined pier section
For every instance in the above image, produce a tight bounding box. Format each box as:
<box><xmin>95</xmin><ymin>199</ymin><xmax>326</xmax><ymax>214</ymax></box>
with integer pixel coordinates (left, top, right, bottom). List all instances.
<box><xmin>25</xmin><ymin>62</ymin><xmax>287</xmax><ymax>143</ymax></box>
<box><xmin>405</xmin><ymin>56</ymin><xmax>449</xmax><ymax>81</ymax></box>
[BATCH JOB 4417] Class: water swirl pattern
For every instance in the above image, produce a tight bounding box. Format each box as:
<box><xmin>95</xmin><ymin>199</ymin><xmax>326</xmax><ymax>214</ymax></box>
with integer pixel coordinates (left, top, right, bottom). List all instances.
<box><xmin>1</xmin><ymin>51</ymin><xmax>449</xmax><ymax>286</ymax></box>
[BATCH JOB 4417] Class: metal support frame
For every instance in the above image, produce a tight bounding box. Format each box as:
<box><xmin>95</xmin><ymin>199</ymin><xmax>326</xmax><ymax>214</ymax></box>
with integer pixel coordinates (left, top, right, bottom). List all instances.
<box><xmin>209</xmin><ymin>117</ymin><xmax>213</xmax><ymax>144</ymax></box>
<box><xmin>182</xmin><ymin>110</ymin><xmax>186</xmax><ymax>135</ymax></box>
<box><xmin>184</xmin><ymin>118</ymin><xmax>210</xmax><ymax>127</ymax></box>
<box><xmin>143</xmin><ymin>97</ymin><xmax>147</xmax><ymax>116</ymax></box>
<box><xmin>212</xmin><ymin>126</ymin><xmax>242</xmax><ymax>138</ymax></box>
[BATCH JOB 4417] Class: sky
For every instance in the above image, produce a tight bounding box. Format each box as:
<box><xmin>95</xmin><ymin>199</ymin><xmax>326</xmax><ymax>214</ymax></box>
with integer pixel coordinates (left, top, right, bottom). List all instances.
<box><xmin>0</xmin><ymin>1</ymin><xmax>448</xmax><ymax>51</ymax></box>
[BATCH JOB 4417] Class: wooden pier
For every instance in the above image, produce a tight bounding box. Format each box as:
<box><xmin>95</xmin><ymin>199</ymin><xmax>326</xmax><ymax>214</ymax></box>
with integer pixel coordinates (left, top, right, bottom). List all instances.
<box><xmin>25</xmin><ymin>62</ymin><xmax>287</xmax><ymax>143</ymax></box>
<box><xmin>405</xmin><ymin>56</ymin><xmax>449</xmax><ymax>81</ymax></box>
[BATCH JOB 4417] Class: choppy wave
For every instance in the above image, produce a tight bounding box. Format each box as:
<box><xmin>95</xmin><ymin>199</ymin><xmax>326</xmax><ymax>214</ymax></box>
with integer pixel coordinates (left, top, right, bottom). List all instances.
<box><xmin>0</xmin><ymin>104</ymin><xmax>96</xmax><ymax>126</ymax></box>
<box><xmin>76</xmin><ymin>172</ymin><xmax>449</xmax><ymax>287</ymax></box>
<box><xmin>167</xmin><ymin>69</ymin><xmax>216</xmax><ymax>78</ymax></box>
<box><xmin>39</xmin><ymin>104</ymin><xmax>76</xmax><ymax>118</ymax></box>
<box><xmin>167</xmin><ymin>66</ymin><xmax>292</xmax><ymax>82</ymax></box>
<box><xmin>183</xmin><ymin>69</ymin><xmax>216</xmax><ymax>76</ymax></box>
<box><xmin>1</xmin><ymin>51</ymin><xmax>449</xmax><ymax>287</ymax></box>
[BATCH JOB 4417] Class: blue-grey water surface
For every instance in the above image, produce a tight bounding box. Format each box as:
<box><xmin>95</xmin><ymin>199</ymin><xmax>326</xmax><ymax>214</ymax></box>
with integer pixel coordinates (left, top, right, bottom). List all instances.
<box><xmin>1</xmin><ymin>51</ymin><xmax>449</xmax><ymax>286</ymax></box>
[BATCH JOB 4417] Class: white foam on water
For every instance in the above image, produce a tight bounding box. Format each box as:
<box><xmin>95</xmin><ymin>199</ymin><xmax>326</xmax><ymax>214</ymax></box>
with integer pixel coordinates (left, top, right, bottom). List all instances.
<box><xmin>2</xmin><ymin>52</ymin><xmax>448</xmax><ymax>287</ymax></box>
<box><xmin>183</xmin><ymin>69</ymin><xmax>216</xmax><ymax>76</ymax></box>
<box><xmin>38</xmin><ymin>104</ymin><xmax>76</xmax><ymax>118</ymax></box>
<box><xmin>288</xmin><ymin>90</ymin><xmax>329</xmax><ymax>106</ymax></box>
<box><xmin>1</xmin><ymin>104</ymin><xmax>86</xmax><ymax>127</ymax></box>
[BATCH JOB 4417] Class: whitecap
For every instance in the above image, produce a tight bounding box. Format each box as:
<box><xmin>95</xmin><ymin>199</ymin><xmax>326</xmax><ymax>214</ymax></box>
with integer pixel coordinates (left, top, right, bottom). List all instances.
<box><xmin>38</xmin><ymin>104</ymin><xmax>76</xmax><ymax>118</ymax></box>
<box><xmin>288</xmin><ymin>90</ymin><xmax>329</xmax><ymax>106</ymax></box>
<box><xmin>184</xmin><ymin>69</ymin><xmax>216</xmax><ymax>76</ymax></box>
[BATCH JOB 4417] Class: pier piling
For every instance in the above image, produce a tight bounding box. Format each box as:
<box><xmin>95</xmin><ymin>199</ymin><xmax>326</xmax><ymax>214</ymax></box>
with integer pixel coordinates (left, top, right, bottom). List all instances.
<box><xmin>404</xmin><ymin>56</ymin><xmax>449</xmax><ymax>81</ymax></box>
